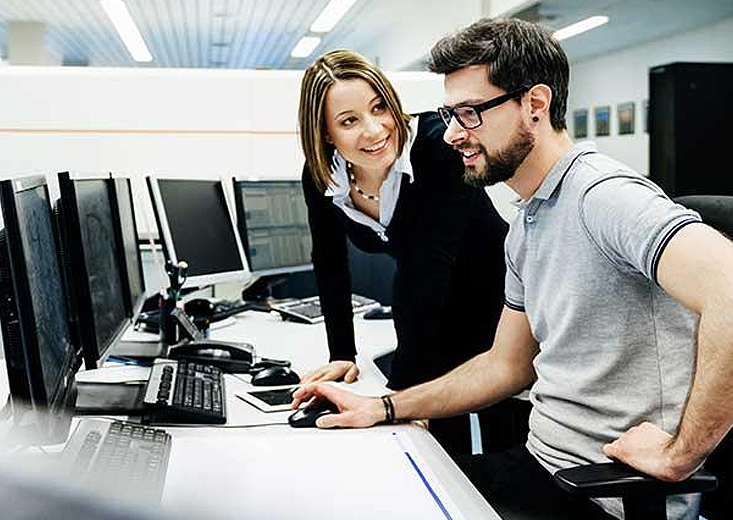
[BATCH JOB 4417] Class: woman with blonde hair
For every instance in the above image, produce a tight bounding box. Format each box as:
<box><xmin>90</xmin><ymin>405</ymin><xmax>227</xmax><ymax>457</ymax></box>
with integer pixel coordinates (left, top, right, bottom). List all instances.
<box><xmin>298</xmin><ymin>50</ymin><xmax>525</xmax><ymax>456</ymax></box>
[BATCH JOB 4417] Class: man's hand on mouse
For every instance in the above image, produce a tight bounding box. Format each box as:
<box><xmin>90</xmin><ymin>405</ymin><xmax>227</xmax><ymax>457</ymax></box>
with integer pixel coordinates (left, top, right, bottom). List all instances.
<box><xmin>300</xmin><ymin>361</ymin><xmax>359</xmax><ymax>385</ymax></box>
<box><xmin>291</xmin><ymin>383</ymin><xmax>384</xmax><ymax>428</ymax></box>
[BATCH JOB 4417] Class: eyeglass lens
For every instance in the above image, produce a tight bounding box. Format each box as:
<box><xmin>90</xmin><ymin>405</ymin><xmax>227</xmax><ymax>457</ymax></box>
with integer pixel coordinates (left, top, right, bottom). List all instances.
<box><xmin>438</xmin><ymin>106</ymin><xmax>481</xmax><ymax>129</ymax></box>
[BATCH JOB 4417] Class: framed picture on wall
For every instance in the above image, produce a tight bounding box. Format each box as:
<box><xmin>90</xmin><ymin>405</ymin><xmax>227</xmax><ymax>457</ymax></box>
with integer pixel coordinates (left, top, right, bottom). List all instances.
<box><xmin>573</xmin><ymin>109</ymin><xmax>588</xmax><ymax>139</ymax></box>
<box><xmin>594</xmin><ymin>106</ymin><xmax>610</xmax><ymax>137</ymax></box>
<box><xmin>617</xmin><ymin>102</ymin><xmax>635</xmax><ymax>135</ymax></box>
<box><xmin>643</xmin><ymin>99</ymin><xmax>649</xmax><ymax>133</ymax></box>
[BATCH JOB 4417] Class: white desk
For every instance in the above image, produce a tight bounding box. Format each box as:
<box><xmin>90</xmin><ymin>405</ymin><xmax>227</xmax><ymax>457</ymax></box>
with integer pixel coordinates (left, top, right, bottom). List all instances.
<box><xmin>1</xmin><ymin>310</ymin><xmax>500</xmax><ymax>520</ymax></box>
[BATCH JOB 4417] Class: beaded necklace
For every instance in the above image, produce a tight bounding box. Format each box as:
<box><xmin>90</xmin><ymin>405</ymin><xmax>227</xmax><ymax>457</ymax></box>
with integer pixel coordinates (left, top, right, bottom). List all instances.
<box><xmin>346</xmin><ymin>162</ymin><xmax>380</xmax><ymax>202</ymax></box>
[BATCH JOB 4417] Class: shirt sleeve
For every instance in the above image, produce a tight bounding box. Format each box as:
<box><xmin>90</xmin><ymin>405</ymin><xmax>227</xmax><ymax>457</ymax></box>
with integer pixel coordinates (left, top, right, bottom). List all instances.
<box><xmin>301</xmin><ymin>165</ymin><xmax>357</xmax><ymax>361</ymax></box>
<box><xmin>580</xmin><ymin>174</ymin><xmax>702</xmax><ymax>283</ymax></box>
<box><xmin>504</xmin><ymin>246</ymin><xmax>525</xmax><ymax>311</ymax></box>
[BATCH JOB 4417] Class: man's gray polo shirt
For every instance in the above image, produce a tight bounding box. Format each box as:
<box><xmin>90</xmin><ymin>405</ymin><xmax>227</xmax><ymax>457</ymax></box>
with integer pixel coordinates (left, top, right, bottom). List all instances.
<box><xmin>504</xmin><ymin>141</ymin><xmax>702</xmax><ymax>518</ymax></box>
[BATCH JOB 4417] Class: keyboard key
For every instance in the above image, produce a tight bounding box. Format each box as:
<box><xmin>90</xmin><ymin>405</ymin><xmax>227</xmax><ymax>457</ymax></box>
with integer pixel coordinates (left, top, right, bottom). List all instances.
<box><xmin>272</xmin><ymin>294</ymin><xmax>378</xmax><ymax>324</ymax></box>
<box><xmin>61</xmin><ymin>419</ymin><xmax>171</xmax><ymax>503</ymax></box>
<box><xmin>142</xmin><ymin>359</ymin><xmax>227</xmax><ymax>424</ymax></box>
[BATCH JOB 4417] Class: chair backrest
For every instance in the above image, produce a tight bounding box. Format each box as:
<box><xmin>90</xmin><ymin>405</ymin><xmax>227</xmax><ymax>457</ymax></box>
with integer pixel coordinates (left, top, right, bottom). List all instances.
<box><xmin>700</xmin><ymin>431</ymin><xmax>733</xmax><ymax>520</ymax></box>
<box><xmin>674</xmin><ymin>195</ymin><xmax>733</xmax><ymax>520</ymax></box>
<box><xmin>674</xmin><ymin>195</ymin><xmax>733</xmax><ymax>239</ymax></box>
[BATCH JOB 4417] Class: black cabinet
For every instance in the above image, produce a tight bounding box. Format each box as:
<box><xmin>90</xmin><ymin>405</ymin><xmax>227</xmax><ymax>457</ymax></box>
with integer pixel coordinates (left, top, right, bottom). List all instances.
<box><xmin>649</xmin><ymin>62</ymin><xmax>733</xmax><ymax>197</ymax></box>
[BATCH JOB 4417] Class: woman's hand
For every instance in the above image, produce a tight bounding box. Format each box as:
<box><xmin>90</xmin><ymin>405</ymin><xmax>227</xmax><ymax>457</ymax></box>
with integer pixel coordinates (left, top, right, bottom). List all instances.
<box><xmin>300</xmin><ymin>360</ymin><xmax>360</xmax><ymax>384</ymax></box>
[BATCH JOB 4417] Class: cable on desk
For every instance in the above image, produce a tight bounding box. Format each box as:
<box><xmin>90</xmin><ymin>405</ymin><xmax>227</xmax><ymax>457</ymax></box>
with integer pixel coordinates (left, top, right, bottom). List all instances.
<box><xmin>144</xmin><ymin>422</ymin><xmax>289</xmax><ymax>429</ymax></box>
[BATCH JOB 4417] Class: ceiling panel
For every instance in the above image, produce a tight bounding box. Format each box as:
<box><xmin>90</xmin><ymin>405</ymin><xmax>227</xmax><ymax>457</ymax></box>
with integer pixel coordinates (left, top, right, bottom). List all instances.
<box><xmin>0</xmin><ymin>0</ymin><xmax>732</xmax><ymax>69</ymax></box>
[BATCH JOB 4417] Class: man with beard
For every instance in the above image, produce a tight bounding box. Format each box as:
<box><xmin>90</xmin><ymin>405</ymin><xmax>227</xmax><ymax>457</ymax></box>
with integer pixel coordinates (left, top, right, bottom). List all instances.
<box><xmin>292</xmin><ymin>18</ymin><xmax>733</xmax><ymax>520</ymax></box>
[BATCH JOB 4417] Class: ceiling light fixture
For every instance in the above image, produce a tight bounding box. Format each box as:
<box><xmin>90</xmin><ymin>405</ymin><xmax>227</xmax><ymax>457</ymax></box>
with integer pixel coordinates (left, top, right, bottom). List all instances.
<box><xmin>310</xmin><ymin>0</ymin><xmax>359</xmax><ymax>32</ymax></box>
<box><xmin>99</xmin><ymin>0</ymin><xmax>153</xmax><ymax>62</ymax></box>
<box><xmin>552</xmin><ymin>15</ymin><xmax>609</xmax><ymax>41</ymax></box>
<box><xmin>291</xmin><ymin>36</ymin><xmax>321</xmax><ymax>58</ymax></box>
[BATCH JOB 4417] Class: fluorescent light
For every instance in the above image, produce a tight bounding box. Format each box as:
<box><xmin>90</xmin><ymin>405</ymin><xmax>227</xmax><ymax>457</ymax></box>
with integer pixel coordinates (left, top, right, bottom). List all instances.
<box><xmin>553</xmin><ymin>16</ymin><xmax>609</xmax><ymax>41</ymax></box>
<box><xmin>310</xmin><ymin>0</ymin><xmax>359</xmax><ymax>32</ymax></box>
<box><xmin>291</xmin><ymin>36</ymin><xmax>321</xmax><ymax>58</ymax></box>
<box><xmin>100</xmin><ymin>0</ymin><xmax>153</xmax><ymax>62</ymax></box>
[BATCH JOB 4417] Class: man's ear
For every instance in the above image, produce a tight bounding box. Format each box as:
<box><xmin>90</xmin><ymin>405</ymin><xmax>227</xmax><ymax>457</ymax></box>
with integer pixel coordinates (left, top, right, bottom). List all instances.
<box><xmin>528</xmin><ymin>84</ymin><xmax>552</xmax><ymax>122</ymax></box>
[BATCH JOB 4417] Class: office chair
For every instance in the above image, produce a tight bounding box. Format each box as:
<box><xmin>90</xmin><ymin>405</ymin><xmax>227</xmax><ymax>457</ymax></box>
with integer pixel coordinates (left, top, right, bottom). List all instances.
<box><xmin>554</xmin><ymin>195</ymin><xmax>733</xmax><ymax>520</ymax></box>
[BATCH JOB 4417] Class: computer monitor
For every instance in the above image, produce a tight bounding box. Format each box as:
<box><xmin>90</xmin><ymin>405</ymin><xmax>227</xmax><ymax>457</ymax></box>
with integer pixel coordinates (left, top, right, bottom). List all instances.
<box><xmin>0</xmin><ymin>176</ymin><xmax>79</xmax><ymax>443</ymax></box>
<box><xmin>147</xmin><ymin>177</ymin><xmax>249</xmax><ymax>287</ymax></box>
<box><xmin>57</xmin><ymin>172</ymin><xmax>130</xmax><ymax>370</ymax></box>
<box><xmin>233</xmin><ymin>179</ymin><xmax>312</xmax><ymax>276</ymax></box>
<box><xmin>109</xmin><ymin>177</ymin><xmax>146</xmax><ymax>320</ymax></box>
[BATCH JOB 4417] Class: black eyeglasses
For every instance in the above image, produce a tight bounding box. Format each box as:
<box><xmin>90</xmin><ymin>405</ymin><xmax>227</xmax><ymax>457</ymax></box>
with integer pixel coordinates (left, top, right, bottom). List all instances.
<box><xmin>437</xmin><ymin>87</ymin><xmax>529</xmax><ymax>130</ymax></box>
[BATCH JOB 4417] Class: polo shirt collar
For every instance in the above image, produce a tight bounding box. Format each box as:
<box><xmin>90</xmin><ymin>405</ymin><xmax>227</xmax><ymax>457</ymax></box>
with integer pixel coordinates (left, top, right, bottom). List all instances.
<box><xmin>532</xmin><ymin>141</ymin><xmax>597</xmax><ymax>201</ymax></box>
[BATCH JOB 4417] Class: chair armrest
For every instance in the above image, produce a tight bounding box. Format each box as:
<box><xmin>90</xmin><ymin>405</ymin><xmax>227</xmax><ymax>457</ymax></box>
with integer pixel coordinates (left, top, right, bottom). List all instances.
<box><xmin>554</xmin><ymin>462</ymin><xmax>717</xmax><ymax>498</ymax></box>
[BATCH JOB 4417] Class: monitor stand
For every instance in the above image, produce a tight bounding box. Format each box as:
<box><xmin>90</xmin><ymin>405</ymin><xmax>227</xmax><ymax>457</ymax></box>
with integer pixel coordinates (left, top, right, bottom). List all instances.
<box><xmin>1</xmin><ymin>382</ymin><xmax>78</xmax><ymax>446</ymax></box>
<box><xmin>241</xmin><ymin>274</ymin><xmax>288</xmax><ymax>305</ymax></box>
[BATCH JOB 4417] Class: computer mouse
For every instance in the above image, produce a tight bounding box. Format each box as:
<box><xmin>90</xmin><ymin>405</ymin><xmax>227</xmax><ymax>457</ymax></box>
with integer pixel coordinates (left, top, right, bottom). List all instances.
<box><xmin>184</xmin><ymin>298</ymin><xmax>216</xmax><ymax>318</ymax></box>
<box><xmin>363</xmin><ymin>306</ymin><xmax>393</xmax><ymax>320</ymax></box>
<box><xmin>288</xmin><ymin>399</ymin><xmax>340</xmax><ymax>428</ymax></box>
<box><xmin>251</xmin><ymin>366</ymin><xmax>300</xmax><ymax>386</ymax></box>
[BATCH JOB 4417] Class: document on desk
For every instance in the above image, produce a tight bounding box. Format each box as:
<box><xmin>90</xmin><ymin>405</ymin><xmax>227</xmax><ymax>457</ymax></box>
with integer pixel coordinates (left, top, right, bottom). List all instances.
<box><xmin>162</xmin><ymin>429</ymin><xmax>468</xmax><ymax>520</ymax></box>
<box><xmin>74</xmin><ymin>365</ymin><xmax>151</xmax><ymax>384</ymax></box>
<box><xmin>120</xmin><ymin>326</ymin><xmax>160</xmax><ymax>343</ymax></box>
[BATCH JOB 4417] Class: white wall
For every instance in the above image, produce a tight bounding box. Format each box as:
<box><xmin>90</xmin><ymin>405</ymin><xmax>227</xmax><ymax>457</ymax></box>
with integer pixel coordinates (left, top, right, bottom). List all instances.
<box><xmin>367</xmin><ymin>0</ymin><xmax>483</xmax><ymax>70</ymax></box>
<box><xmin>567</xmin><ymin>14</ymin><xmax>733</xmax><ymax>176</ymax></box>
<box><xmin>0</xmin><ymin>66</ymin><xmax>446</xmax><ymax>233</ymax></box>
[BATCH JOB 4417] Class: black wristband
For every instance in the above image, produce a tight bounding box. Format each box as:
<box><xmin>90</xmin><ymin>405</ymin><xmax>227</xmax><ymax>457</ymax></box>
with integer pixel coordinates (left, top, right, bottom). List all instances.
<box><xmin>381</xmin><ymin>394</ymin><xmax>395</xmax><ymax>424</ymax></box>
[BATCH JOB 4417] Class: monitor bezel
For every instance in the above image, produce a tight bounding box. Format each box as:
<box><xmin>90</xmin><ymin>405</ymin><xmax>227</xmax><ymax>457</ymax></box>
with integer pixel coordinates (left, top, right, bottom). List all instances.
<box><xmin>232</xmin><ymin>177</ymin><xmax>313</xmax><ymax>278</ymax></box>
<box><xmin>109</xmin><ymin>176</ymin><xmax>147</xmax><ymax>321</ymax></box>
<box><xmin>0</xmin><ymin>175</ymin><xmax>79</xmax><ymax>415</ymax></box>
<box><xmin>146</xmin><ymin>175</ymin><xmax>250</xmax><ymax>288</ymax></box>
<box><xmin>57</xmin><ymin>171</ymin><xmax>130</xmax><ymax>370</ymax></box>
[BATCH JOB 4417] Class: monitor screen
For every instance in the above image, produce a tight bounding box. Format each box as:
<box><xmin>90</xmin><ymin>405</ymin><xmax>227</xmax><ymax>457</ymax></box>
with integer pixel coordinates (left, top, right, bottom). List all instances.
<box><xmin>234</xmin><ymin>180</ymin><xmax>312</xmax><ymax>276</ymax></box>
<box><xmin>147</xmin><ymin>177</ymin><xmax>248</xmax><ymax>287</ymax></box>
<box><xmin>58</xmin><ymin>173</ymin><xmax>128</xmax><ymax>369</ymax></box>
<box><xmin>0</xmin><ymin>176</ymin><xmax>78</xmax><ymax>440</ymax></box>
<box><xmin>112</xmin><ymin>178</ymin><xmax>145</xmax><ymax>319</ymax></box>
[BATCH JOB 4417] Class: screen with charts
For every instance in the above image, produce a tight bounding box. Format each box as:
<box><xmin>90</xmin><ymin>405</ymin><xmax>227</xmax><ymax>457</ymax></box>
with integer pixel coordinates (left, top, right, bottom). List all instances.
<box><xmin>57</xmin><ymin>173</ymin><xmax>129</xmax><ymax>370</ymax></box>
<box><xmin>74</xmin><ymin>180</ymin><xmax>128</xmax><ymax>356</ymax></box>
<box><xmin>234</xmin><ymin>180</ymin><xmax>313</xmax><ymax>276</ymax></box>
<box><xmin>112</xmin><ymin>177</ymin><xmax>146</xmax><ymax>319</ymax></box>
<box><xmin>12</xmin><ymin>180</ymin><xmax>77</xmax><ymax>403</ymax></box>
<box><xmin>0</xmin><ymin>176</ymin><xmax>79</xmax><ymax>444</ymax></box>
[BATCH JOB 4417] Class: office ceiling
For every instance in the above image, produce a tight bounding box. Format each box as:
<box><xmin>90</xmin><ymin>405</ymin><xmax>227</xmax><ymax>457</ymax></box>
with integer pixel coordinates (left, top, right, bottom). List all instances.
<box><xmin>0</xmin><ymin>0</ymin><xmax>732</xmax><ymax>70</ymax></box>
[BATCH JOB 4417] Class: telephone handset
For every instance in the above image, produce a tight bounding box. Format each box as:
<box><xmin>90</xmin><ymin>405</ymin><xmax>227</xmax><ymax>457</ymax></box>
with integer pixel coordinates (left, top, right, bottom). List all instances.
<box><xmin>167</xmin><ymin>308</ymin><xmax>255</xmax><ymax>373</ymax></box>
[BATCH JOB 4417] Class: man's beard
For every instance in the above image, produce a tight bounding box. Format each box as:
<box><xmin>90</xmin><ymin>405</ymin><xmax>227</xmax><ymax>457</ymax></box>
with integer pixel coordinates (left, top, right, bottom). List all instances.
<box><xmin>461</xmin><ymin>124</ymin><xmax>535</xmax><ymax>188</ymax></box>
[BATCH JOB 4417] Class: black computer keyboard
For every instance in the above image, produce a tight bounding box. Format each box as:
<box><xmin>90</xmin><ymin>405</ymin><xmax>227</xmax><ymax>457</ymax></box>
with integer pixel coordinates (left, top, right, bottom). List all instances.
<box><xmin>271</xmin><ymin>294</ymin><xmax>380</xmax><ymax>324</ymax></box>
<box><xmin>135</xmin><ymin>300</ymin><xmax>253</xmax><ymax>333</ymax></box>
<box><xmin>143</xmin><ymin>359</ymin><xmax>226</xmax><ymax>424</ymax></box>
<box><xmin>207</xmin><ymin>300</ymin><xmax>256</xmax><ymax>323</ymax></box>
<box><xmin>61</xmin><ymin>419</ymin><xmax>171</xmax><ymax>502</ymax></box>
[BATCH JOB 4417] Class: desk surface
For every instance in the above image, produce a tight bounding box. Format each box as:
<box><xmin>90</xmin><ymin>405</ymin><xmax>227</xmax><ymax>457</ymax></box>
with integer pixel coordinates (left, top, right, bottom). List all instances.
<box><xmin>1</xmin><ymin>310</ymin><xmax>500</xmax><ymax>520</ymax></box>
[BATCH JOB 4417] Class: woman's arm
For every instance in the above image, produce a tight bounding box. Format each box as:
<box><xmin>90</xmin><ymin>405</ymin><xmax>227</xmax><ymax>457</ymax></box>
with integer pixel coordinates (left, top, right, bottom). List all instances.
<box><xmin>301</xmin><ymin>165</ymin><xmax>359</xmax><ymax>381</ymax></box>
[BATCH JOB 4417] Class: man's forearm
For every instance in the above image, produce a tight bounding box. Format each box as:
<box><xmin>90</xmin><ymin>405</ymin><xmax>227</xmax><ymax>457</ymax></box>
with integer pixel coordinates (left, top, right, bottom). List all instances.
<box><xmin>667</xmin><ymin>306</ymin><xmax>733</xmax><ymax>477</ymax></box>
<box><xmin>391</xmin><ymin>346</ymin><xmax>536</xmax><ymax>422</ymax></box>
